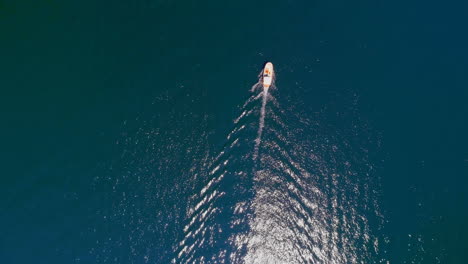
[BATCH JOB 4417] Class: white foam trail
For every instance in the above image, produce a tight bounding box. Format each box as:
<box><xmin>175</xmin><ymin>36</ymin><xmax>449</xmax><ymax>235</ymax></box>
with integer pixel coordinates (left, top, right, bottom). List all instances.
<box><xmin>253</xmin><ymin>88</ymin><xmax>268</xmax><ymax>161</ymax></box>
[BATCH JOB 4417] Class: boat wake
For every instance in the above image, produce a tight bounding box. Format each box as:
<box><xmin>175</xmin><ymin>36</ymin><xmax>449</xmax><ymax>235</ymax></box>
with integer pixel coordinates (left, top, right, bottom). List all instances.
<box><xmin>173</xmin><ymin>64</ymin><xmax>388</xmax><ymax>263</ymax></box>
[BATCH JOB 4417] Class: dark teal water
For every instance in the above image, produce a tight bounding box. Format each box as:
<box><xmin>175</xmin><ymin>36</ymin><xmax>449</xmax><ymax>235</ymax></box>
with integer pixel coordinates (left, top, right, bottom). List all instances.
<box><xmin>1</xmin><ymin>0</ymin><xmax>467</xmax><ymax>263</ymax></box>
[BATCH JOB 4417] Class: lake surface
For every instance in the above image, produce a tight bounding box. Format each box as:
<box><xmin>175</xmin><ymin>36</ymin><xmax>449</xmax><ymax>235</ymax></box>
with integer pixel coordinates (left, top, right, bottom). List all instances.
<box><xmin>1</xmin><ymin>0</ymin><xmax>467</xmax><ymax>263</ymax></box>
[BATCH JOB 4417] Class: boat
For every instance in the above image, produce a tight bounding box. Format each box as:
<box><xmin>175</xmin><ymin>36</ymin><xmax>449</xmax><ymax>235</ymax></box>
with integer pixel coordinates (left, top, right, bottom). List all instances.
<box><xmin>262</xmin><ymin>62</ymin><xmax>274</xmax><ymax>89</ymax></box>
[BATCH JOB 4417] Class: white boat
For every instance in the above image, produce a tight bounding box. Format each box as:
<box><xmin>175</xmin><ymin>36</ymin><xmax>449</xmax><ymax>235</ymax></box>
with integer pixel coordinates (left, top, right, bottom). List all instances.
<box><xmin>262</xmin><ymin>62</ymin><xmax>274</xmax><ymax>89</ymax></box>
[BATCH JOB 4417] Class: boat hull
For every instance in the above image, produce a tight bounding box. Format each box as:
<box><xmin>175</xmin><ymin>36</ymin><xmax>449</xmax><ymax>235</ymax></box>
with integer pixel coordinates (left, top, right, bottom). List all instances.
<box><xmin>262</xmin><ymin>62</ymin><xmax>274</xmax><ymax>89</ymax></box>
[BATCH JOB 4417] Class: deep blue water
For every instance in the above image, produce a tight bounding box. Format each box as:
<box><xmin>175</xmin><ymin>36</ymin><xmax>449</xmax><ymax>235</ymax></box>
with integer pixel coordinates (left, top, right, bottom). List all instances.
<box><xmin>1</xmin><ymin>0</ymin><xmax>467</xmax><ymax>263</ymax></box>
